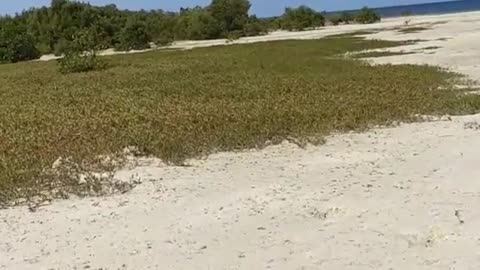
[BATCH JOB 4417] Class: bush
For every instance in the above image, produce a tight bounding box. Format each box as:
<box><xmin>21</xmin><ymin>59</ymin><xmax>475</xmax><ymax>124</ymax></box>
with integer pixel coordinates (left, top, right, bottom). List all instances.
<box><xmin>57</xmin><ymin>29</ymin><xmax>100</xmax><ymax>74</ymax></box>
<box><xmin>355</xmin><ymin>7</ymin><xmax>381</xmax><ymax>24</ymax></box>
<box><xmin>58</xmin><ymin>53</ymin><xmax>97</xmax><ymax>74</ymax></box>
<box><xmin>340</xmin><ymin>12</ymin><xmax>354</xmax><ymax>24</ymax></box>
<box><xmin>190</xmin><ymin>9</ymin><xmax>223</xmax><ymax>40</ymax></box>
<box><xmin>0</xmin><ymin>25</ymin><xmax>40</xmax><ymax>63</ymax></box>
<box><xmin>209</xmin><ymin>0</ymin><xmax>251</xmax><ymax>33</ymax></box>
<box><xmin>261</xmin><ymin>17</ymin><xmax>282</xmax><ymax>31</ymax></box>
<box><xmin>0</xmin><ymin>0</ymin><xmax>268</xmax><ymax>63</ymax></box>
<box><xmin>35</xmin><ymin>42</ymin><xmax>53</xmax><ymax>56</ymax></box>
<box><xmin>243</xmin><ymin>16</ymin><xmax>266</xmax><ymax>36</ymax></box>
<box><xmin>281</xmin><ymin>6</ymin><xmax>325</xmax><ymax>31</ymax></box>
<box><xmin>227</xmin><ymin>30</ymin><xmax>243</xmax><ymax>41</ymax></box>
<box><xmin>115</xmin><ymin>19</ymin><xmax>151</xmax><ymax>51</ymax></box>
<box><xmin>54</xmin><ymin>38</ymin><xmax>71</xmax><ymax>56</ymax></box>
<box><xmin>156</xmin><ymin>36</ymin><xmax>174</xmax><ymax>46</ymax></box>
<box><xmin>329</xmin><ymin>16</ymin><xmax>341</xmax><ymax>26</ymax></box>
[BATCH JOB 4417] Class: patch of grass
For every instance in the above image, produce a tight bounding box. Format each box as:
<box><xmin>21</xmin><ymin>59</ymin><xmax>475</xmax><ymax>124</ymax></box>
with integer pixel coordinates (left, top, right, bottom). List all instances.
<box><xmin>352</xmin><ymin>50</ymin><xmax>415</xmax><ymax>58</ymax></box>
<box><xmin>422</xmin><ymin>46</ymin><xmax>441</xmax><ymax>50</ymax></box>
<box><xmin>398</xmin><ymin>26</ymin><xmax>430</xmax><ymax>34</ymax></box>
<box><xmin>326</xmin><ymin>30</ymin><xmax>378</xmax><ymax>38</ymax></box>
<box><xmin>429</xmin><ymin>21</ymin><xmax>449</xmax><ymax>26</ymax></box>
<box><xmin>1</xmin><ymin>37</ymin><xmax>480</xmax><ymax>206</ymax></box>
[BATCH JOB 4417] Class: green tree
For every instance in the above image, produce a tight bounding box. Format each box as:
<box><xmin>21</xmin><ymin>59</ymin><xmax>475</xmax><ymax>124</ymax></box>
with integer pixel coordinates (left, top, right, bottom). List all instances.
<box><xmin>340</xmin><ymin>12</ymin><xmax>354</xmax><ymax>24</ymax></box>
<box><xmin>188</xmin><ymin>10</ymin><xmax>223</xmax><ymax>40</ymax></box>
<box><xmin>0</xmin><ymin>0</ymin><xmax>282</xmax><ymax>64</ymax></box>
<box><xmin>209</xmin><ymin>0</ymin><xmax>251</xmax><ymax>34</ymax></box>
<box><xmin>175</xmin><ymin>7</ymin><xmax>222</xmax><ymax>40</ymax></box>
<box><xmin>243</xmin><ymin>15</ymin><xmax>267</xmax><ymax>36</ymax></box>
<box><xmin>58</xmin><ymin>28</ymin><xmax>99</xmax><ymax>73</ymax></box>
<box><xmin>115</xmin><ymin>17</ymin><xmax>151</xmax><ymax>51</ymax></box>
<box><xmin>0</xmin><ymin>22</ymin><xmax>40</xmax><ymax>63</ymax></box>
<box><xmin>261</xmin><ymin>17</ymin><xmax>282</xmax><ymax>31</ymax></box>
<box><xmin>329</xmin><ymin>15</ymin><xmax>341</xmax><ymax>26</ymax></box>
<box><xmin>281</xmin><ymin>6</ymin><xmax>325</xmax><ymax>31</ymax></box>
<box><xmin>355</xmin><ymin>7</ymin><xmax>381</xmax><ymax>24</ymax></box>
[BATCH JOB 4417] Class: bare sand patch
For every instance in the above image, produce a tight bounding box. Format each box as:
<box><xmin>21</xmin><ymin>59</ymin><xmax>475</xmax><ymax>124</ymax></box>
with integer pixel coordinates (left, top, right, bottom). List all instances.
<box><xmin>3</xmin><ymin>114</ymin><xmax>480</xmax><ymax>269</ymax></box>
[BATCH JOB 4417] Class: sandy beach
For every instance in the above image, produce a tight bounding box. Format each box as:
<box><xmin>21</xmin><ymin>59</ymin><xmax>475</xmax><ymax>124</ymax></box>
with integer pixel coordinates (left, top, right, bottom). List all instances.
<box><xmin>3</xmin><ymin>11</ymin><xmax>480</xmax><ymax>270</ymax></box>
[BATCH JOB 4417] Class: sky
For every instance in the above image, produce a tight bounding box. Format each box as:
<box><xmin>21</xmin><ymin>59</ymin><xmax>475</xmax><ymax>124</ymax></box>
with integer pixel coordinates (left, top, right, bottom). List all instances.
<box><xmin>1</xmin><ymin>0</ymin><xmax>449</xmax><ymax>17</ymax></box>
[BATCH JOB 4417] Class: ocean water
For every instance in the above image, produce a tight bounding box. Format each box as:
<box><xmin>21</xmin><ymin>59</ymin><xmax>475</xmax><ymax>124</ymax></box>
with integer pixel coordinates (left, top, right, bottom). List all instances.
<box><xmin>373</xmin><ymin>0</ymin><xmax>480</xmax><ymax>17</ymax></box>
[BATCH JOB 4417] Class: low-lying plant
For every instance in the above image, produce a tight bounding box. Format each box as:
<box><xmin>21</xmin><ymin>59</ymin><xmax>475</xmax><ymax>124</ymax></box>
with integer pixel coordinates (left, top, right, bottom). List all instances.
<box><xmin>398</xmin><ymin>26</ymin><xmax>431</xmax><ymax>33</ymax></box>
<box><xmin>1</xmin><ymin>36</ymin><xmax>480</xmax><ymax>206</ymax></box>
<box><xmin>352</xmin><ymin>50</ymin><xmax>414</xmax><ymax>58</ymax></box>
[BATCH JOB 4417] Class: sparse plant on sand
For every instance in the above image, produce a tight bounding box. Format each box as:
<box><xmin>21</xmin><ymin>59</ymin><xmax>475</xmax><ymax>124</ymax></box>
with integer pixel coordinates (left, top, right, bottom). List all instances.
<box><xmin>398</xmin><ymin>26</ymin><xmax>430</xmax><ymax>34</ymax></box>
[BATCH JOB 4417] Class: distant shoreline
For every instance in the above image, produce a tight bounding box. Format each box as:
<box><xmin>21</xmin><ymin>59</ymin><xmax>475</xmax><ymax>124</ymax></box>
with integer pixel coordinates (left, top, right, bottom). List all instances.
<box><xmin>326</xmin><ymin>0</ymin><xmax>480</xmax><ymax>19</ymax></box>
<box><xmin>380</xmin><ymin>9</ymin><xmax>480</xmax><ymax>20</ymax></box>
<box><xmin>380</xmin><ymin>8</ymin><xmax>480</xmax><ymax>19</ymax></box>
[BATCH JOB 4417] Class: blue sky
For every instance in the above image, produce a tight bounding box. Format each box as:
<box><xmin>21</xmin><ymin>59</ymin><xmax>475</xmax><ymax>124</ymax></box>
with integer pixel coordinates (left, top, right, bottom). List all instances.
<box><xmin>2</xmin><ymin>0</ymin><xmax>447</xmax><ymax>17</ymax></box>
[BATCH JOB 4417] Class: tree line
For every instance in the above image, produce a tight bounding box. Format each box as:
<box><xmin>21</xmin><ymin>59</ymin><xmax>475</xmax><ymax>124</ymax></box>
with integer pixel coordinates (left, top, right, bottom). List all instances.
<box><xmin>0</xmin><ymin>0</ymin><xmax>381</xmax><ymax>64</ymax></box>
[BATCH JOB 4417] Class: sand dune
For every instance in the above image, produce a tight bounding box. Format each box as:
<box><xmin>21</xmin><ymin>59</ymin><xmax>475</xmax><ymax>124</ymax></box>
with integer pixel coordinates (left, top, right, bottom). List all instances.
<box><xmin>3</xmin><ymin>11</ymin><xmax>480</xmax><ymax>270</ymax></box>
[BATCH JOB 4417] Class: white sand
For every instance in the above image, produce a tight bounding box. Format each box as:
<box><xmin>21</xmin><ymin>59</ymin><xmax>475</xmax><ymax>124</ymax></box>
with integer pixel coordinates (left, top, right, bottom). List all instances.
<box><xmin>3</xmin><ymin>11</ymin><xmax>480</xmax><ymax>270</ymax></box>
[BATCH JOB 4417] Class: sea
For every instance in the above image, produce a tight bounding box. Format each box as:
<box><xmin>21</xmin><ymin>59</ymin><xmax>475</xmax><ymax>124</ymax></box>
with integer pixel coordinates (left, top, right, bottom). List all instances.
<box><xmin>372</xmin><ymin>0</ymin><xmax>480</xmax><ymax>17</ymax></box>
<box><xmin>330</xmin><ymin>0</ymin><xmax>480</xmax><ymax>18</ymax></box>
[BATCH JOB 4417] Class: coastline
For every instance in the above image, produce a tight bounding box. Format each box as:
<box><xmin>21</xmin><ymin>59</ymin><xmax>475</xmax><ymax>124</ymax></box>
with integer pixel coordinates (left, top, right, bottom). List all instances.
<box><xmin>381</xmin><ymin>9</ymin><xmax>480</xmax><ymax>21</ymax></box>
<box><xmin>3</xmin><ymin>7</ymin><xmax>480</xmax><ymax>270</ymax></box>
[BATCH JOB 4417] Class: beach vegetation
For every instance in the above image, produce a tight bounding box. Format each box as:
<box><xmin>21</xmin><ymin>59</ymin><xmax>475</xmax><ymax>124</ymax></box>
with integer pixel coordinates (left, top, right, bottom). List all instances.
<box><xmin>355</xmin><ymin>7</ymin><xmax>381</xmax><ymax>24</ymax></box>
<box><xmin>0</xmin><ymin>0</ymin><xmax>384</xmax><ymax>63</ymax></box>
<box><xmin>0</xmin><ymin>22</ymin><xmax>39</xmax><ymax>63</ymax></box>
<box><xmin>2</xmin><ymin>36</ymin><xmax>480</xmax><ymax>206</ymax></box>
<box><xmin>280</xmin><ymin>6</ymin><xmax>325</xmax><ymax>31</ymax></box>
<box><xmin>57</xmin><ymin>29</ymin><xmax>101</xmax><ymax>73</ymax></box>
<box><xmin>398</xmin><ymin>26</ymin><xmax>431</xmax><ymax>33</ymax></box>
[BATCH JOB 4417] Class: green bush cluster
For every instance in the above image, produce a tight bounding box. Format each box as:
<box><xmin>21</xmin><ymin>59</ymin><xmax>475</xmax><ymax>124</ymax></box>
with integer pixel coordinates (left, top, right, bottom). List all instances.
<box><xmin>355</xmin><ymin>7</ymin><xmax>381</xmax><ymax>24</ymax></box>
<box><xmin>329</xmin><ymin>12</ymin><xmax>355</xmax><ymax>25</ymax></box>
<box><xmin>0</xmin><ymin>1</ymin><xmax>382</xmax><ymax>64</ymax></box>
<box><xmin>58</xmin><ymin>53</ymin><xmax>97</xmax><ymax>73</ymax></box>
<box><xmin>280</xmin><ymin>6</ymin><xmax>325</xmax><ymax>31</ymax></box>
<box><xmin>0</xmin><ymin>0</ymin><xmax>264</xmax><ymax>62</ymax></box>
<box><xmin>328</xmin><ymin>8</ymin><xmax>380</xmax><ymax>26</ymax></box>
<box><xmin>0</xmin><ymin>22</ymin><xmax>39</xmax><ymax>63</ymax></box>
<box><xmin>57</xmin><ymin>29</ymin><xmax>100</xmax><ymax>74</ymax></box>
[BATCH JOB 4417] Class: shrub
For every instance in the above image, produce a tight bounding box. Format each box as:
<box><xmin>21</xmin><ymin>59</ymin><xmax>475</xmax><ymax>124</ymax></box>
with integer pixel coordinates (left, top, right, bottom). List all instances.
<box><xmin>243</xmin><ymin>16</ymin><xmax>266</xmax><ymax>36</ymax></box>
<box><xmin>0</xmin><ymin>25</ymin><xmax>40</xmax><ymax>63</ymax></box>
<box><xmin>227</xmin><ymin>30</ymin><xmax>243</xmax><ymax>41</ymax></box>
<box><xmin>190</xmin><ymin>9</ymin><xmax>223</xmax><ymax>40</ymax></box>
<box><xmin>262</xmin><ymin>17</ymin><xmax>282</xmax><ymax>31</ymax></box>
<box><xmin>281</xmin><ymin>6</ymin><xmax>325</xmax><ymax>31</ymax></box>
<box><xmin>329</xmin><ymin>16</ymin><xmax>341</xmax><ymax>26</ymax></box>
<box><xmin>54</xmin><ymin>38</ymin><xmax>71</xmax><ymax>56</ymax></box>
<box><xmin>57</xmin><ymin>29</ymin><xmax>100</xmax><ymax>74</ymax></box>
<box><xmin>209</xmin><ymin>0</ymin><xmax>251</xmax><ymax>33</ymax></box>
<box><xmin>355</xmin><ymin>7</ymin><xmax>381</xmax><ymax>24</ymax></box>
<box><xmin>156</xmin><ymin>36</ymin><xmax>174</xmax><ymax>46</ymax></box>
<box><xmin>4</xmin><ymin>37</ymin><xmax>480</xmax><ymax>204</ymax></box>
<box><xmin>340</xmin><ymin>12</ymin><xmax>354</xmax><ymax>24</ymax></box>
<box><xmin>115</xmin><ymin>19</ymin><xmax>151</xmax><ymax>51</ymax></box>
<box><xmin>58</xmin><ymin>53</ymin><xmax>97</xmax><ymax>74</ymax></box>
